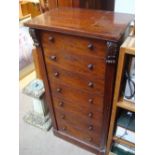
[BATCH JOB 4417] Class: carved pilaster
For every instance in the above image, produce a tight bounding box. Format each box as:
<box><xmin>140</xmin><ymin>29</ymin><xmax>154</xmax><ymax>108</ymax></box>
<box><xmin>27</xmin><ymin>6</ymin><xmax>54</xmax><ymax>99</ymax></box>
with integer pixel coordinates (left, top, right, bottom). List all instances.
<box><xmin>29</xmin><ymin>28</ymin><xmax>40</xmax><ymax>47</ymax></box>
<box><xmin>106</xmin><ymin>41</ymin><xmax>118</xmax><ymax>64</ymax></box>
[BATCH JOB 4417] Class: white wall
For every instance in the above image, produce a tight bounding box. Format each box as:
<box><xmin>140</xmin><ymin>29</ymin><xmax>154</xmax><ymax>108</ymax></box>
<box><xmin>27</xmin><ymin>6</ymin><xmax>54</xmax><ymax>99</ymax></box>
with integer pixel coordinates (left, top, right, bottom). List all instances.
<box><xmin>115</xmin><ymin>0</ymin><xmax>135</xmax><ymax>14</ymax></box>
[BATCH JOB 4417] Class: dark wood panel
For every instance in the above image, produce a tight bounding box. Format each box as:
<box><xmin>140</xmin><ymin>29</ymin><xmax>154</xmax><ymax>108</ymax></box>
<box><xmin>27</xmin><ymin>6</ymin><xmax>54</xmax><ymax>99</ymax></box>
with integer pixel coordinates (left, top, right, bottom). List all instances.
<box><xmin>57</xmin><ymin>119</ymin><xmax>101</xmax><ymax>146</ymax></box>
<box><xmin>52</xmin><ymin>91</ymin><xmax>103</xmax><ymax>113</ymax></box>
<box><xmin>45</xmin><ymin>52</ymin><xmax>105</xmax><ymax>78</ymax></box>
<box><xmin>103</xmin><ymin>0</ymin><xmax>115</xmax><ymax>11</ymax></box>
<box><xmin>80</xmin><ymin>0</ymin><xmax>96</xmax><ymax>9</ymax></box>
<box><xmin>50</xmin><ymin>81</ymin><xmax>104</xmax><ymax>112</ymax></box>
<box><xmin>52</xmin><ymin>97</ymin><xmax>103</xmax><ymax>124</ymax></box>
<box><xmin>47</xmin><ymin>65</ymin><xmax>105</xmax><ymax>95</ymax></box>
<box><xmin>72</xmin><ymin>0</ymin><xmax>80</xmax><ymax>7</ymax></box>
<box><xmin>54</xmin><ymin>129</ymin><xmax>101</xmax><ymax>154</ymax></box>
<box><xmin>25</xmin><ymin>8</ymin><xmax>134</xmax><ymax>42</ymax></box>
<box><xmin>55</xmin><ymin>107</ymin><xmax>103</xmax><ymax>133</ymax></box>
<box><xmin>46</xmin><ymin>0</ymin><xmax>115</xmax><ymax>11</ymax></box>
<box><xmin>41</xmin><ymin>31</ymin><xmax>107</xmax><ymax>58</ymax></box>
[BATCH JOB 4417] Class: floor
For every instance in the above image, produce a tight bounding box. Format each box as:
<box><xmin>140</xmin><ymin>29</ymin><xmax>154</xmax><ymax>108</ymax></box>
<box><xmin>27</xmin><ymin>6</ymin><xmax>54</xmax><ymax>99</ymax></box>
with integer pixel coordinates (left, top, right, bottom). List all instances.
<box><xmin>19</xmin><ymin>72</ymin><xmax>94</xmax><ymax>155</ymax></box>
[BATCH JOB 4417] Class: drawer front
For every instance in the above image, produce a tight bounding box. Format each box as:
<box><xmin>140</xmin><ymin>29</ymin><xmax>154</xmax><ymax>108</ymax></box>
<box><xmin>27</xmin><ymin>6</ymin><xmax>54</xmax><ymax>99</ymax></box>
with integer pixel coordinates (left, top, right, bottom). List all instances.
<box><xmin>41</xmin><ymin>31</ymin><xmax>107</xmax><ymax>58</ymax></box>
<box><xmin>44</xmin><ymin>51</ymin><xmax>105</xmax><ymax>78</ymax></box>
<box><xmin>50</xmin><ymin>81</ymin><xmax>104</xmax><ymax>112</ymax></box>
<box><xmin>53</xmin><ymin>97</ymin><xmax>103</xmax><ymax>125</ymax></box>
<box><xmin>55</xmin><ymin>107</ymin><xmax>102</xmax><ymax>135</ymax></box>
<box><xmin>47</xmin><ymin>64</ymin><xmax>105</xmax><ymax>95</ymax></box>
<box><xmin>56</xmin><ymin>117</ymin><xmax>101</xmax><ymax>147</ymax></box>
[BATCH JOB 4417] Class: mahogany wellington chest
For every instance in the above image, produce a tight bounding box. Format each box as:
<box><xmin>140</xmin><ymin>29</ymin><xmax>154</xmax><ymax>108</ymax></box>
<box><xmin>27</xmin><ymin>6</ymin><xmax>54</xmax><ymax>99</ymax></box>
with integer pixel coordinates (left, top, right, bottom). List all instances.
<box><xmin>25</xmin><ymin>8</ymin><xmax>134</xmax><ymax>155</ymax></box>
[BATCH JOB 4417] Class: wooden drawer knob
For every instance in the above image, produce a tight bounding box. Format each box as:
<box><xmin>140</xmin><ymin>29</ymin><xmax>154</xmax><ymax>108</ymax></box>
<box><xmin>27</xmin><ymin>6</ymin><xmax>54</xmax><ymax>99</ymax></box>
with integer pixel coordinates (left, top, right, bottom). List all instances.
<box><xmin>88</xmin><ymin>82</ymin><xmax>93</xmax><ymax>87</ymax></box>
<box><xmin>88</xmin><ymin>99</ymin><xmax>93</xmax><ymax>104</ymax></box>
<box><xmin>87</xmin><ymin>64</ymin><xmax>93</xmax><ymax>70</ymax></box>
<box><xmin>88</xmin><ymin>112</ymin><xmax>93</xmax><ymax>118</ymax></box>
<box><xmin>59</xmin><ymin>102</ymin><xmax>64</xmax><ymax>107</ymax></box>
<box><xmin>62</xmin><ymin>126</ymin><xmax>67</xmax><ymax>131</ymax></box>
<box><xmin>54</xmin><ymin>72</ymin><xmax>59</xmax><ymax>77</ymax></box>
<box><xmin>50</xmin><ymin>55</ymin><xmax>56</xmax><ymax>61</ymax></box>
<box><xmin>88</xmin><ymin>43</ymin><xmax>94</xmax><ymax>50</ymax></box>
<box><xmin>57</xmin><ymin>88</ymin><xmax>62</xmax><ymax>93</ymax></box>
<box><xmin>88</xmin><ymin>125</ymin><xmax>93</xmax><ymax>131</ymax></box>
<box><xmin>48</xmin><ymin>36</ymin><xmax>54</xmax><ymax>42</ymax></box>
<box><xmin>61</xmin><ymin>114</ymin><xmax>65</xmax><ymax>119</ymax></box>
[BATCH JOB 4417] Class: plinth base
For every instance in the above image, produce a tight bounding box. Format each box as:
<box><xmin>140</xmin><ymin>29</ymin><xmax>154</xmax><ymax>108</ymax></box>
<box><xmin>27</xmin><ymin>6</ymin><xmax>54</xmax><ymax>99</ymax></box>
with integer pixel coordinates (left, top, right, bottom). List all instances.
<box><xmin>23</xmin><ymin>111</ymin><xmax>52</xmax><ymax>131</ymax></box>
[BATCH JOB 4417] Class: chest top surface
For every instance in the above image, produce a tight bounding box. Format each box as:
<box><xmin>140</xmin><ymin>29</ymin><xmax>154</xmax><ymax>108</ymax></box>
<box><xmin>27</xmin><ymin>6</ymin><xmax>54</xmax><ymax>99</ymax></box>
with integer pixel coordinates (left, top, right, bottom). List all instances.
<box><xmin>25</xmin><ymin>8</ymin><xmax>134</xmax><ymax>42</ymax></box>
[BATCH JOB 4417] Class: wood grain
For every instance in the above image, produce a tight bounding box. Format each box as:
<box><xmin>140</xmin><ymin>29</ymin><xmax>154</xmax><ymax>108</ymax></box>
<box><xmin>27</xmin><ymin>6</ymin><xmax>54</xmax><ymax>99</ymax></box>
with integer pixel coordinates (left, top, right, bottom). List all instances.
<box><xmin>25</xmin><ymin>9</ymin><xmax>133</xmax><ymax>155</ymax></box>
<box><xmin>117</xmin><ymin>99</ymin><xmax>135</xmax><ymax>112</ymax></box>
<box><xmin>50</xmin><ymin>81</ymin><xmax>104</xmax><ymax>112</ymax></box>
<box><xmin>41</xmin><ymin>31</ymin><xmax>107</xmax><ymax>58</ymax></box>
<box><xmin>47</xmin><ymin>65</ymin><xmax>105</xmax><ymax>95</ymax></box>
<box><xmin>25</xmin><ymin>8</ymin><xmax>134</xmax><ymax>42</ymax></box>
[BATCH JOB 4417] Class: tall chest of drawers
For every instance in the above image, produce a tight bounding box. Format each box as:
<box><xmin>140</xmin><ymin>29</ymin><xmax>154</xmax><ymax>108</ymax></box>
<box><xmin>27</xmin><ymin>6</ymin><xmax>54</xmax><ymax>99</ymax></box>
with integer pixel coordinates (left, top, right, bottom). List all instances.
<box><xmin>25</xmin><ymin>8</ymin><xmax>134</xmax><ymax>155</ymax></box>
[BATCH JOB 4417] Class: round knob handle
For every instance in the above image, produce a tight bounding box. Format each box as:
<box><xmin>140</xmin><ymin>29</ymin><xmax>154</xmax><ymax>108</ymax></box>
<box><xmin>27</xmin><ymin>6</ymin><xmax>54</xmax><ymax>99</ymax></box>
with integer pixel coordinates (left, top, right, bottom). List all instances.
<box><xmin>88</xmin><ymin>43</ymin><xmax>94</xmax><ymax>50</ymax></box>
<box><xmin>54</xmin><ymin>72</ymin><xmax>59</xmax><ymax>77</ymax></box>
<box><xmin>87</xmin><ymin>64</ymin><xmax>93</xmax><ymax>70</ymax></box>
<box><xmin>88</xmin><ymin>125</ymin><xmax>93</xmax><ymax>131</ymax></box>
<box><xmin>50</xmin><ymin>55</ymin><xmax>56</xmax><ymax>61</ymax></box>
<box><xmin>59</xmin><ymin>102</ymin><xmax>64</xmax><ymax>107</ymax></box>
<box><xmin>88</xmin><ymin>112</ymin><xmax>93</xmax><ymax>118</ymax></box>
<box><xmin>88</xmin><ymin>82</ymin><xmax>93</xmax><ymax>87</ymax></box>
<box><xmin>48</xmin><ymin>36</ymin><xmax>54</xmax><ymax>42</ymax></box>
<box><xmin>62</xmin><ymin>126</ymin><xmax>67</xmax><ymax>131</ymax></box>
<box><xmin>86</xmin><ymin>137</ymin><xmax>92</xmax><ymax>142</ymax></box>
<box><xmin>56</xmin><ymin>88</ymin><xmax>62</xmax><ymax>93</ymax></box>
<box><xmin>61</xmin><ymin>114</ymin><xmax>65</xmax><ymax>119</ymax></box>
<box><xmin>88</xmin><ymin>99</ymin><xmax>93</xmax><ymax>104</ymax></box>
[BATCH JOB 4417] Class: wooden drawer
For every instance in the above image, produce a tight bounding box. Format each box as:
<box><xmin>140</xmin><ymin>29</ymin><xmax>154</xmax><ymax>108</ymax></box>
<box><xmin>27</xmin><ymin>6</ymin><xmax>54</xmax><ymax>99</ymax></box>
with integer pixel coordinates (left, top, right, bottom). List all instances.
<box><xmin>53</xmin><ymin>97</ymin><xmax>103</xmax><ymax>125</ymax></box>
<box><xmin>44</xmin><ymin>51</ymin><xmax>105</xmax><ymax>78</ymax></box>
<box><xmin>54</xmin><ymin>107</ymin><xmax>102</xmax><ymax>135</ymax></box>
<box><xmin>41</xmin><ymin>31</ymin><xmax>107</xmax><ymax>58</ymax></box>
<box><xmin>57</xmin><ymin>118</ymin><xmax>101</xmax><ymax>147</ymax></box>
<box><xmin>50</xmin><ymin>81</ymin><xmax>104</xmax><ymax>112</ymax></box>
<box><xmin>52</xmin><ymin>92</ymin><xmax>103</xmax><ymax>113</ymax></box>
<box><xmin>47</xmin><ymin>64</ymin><xmax>105</xmax><ymax>95</ymax></box>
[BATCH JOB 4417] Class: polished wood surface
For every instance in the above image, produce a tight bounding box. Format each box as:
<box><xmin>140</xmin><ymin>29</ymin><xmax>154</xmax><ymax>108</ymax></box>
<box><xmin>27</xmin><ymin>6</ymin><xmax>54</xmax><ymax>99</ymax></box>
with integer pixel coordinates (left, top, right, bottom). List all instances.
<box><xmin>41</xmin><ymin>31</ymin><xmax>107</xmax><ymax>58</ymax></box>
<box><xmin>26</xmin><ymin>9</ymin><xmax>134</xmax><ymax>155</ymax></box>
<box><xmin>53</xmin><ymin>98</ymin><xmax>104</xmax><ymax>124</ymax></box>
<box><xmin>50</xmin><ymin>81</ymin><xmax>104</xmax><ymax>112</ymax></box>
<box><xmin>47</xmin><ymin>65</ymin><xmax>105</xmax><ymax>95</ymax></box>
<box><xmin>57</xmin><ymin>117</ymin><xmax>101</xmax><ymax>146</ymax></box>
<box><xmin>25</xmin><ymin>8</ymin><xmax>134</xmax><ymax>42</ymax></box>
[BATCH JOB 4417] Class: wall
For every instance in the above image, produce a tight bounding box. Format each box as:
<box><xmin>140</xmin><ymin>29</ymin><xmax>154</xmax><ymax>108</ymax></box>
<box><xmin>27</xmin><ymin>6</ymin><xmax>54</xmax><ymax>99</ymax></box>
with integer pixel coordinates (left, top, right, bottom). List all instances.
<box><xmin>115</xmin><ymin>0</ymin><xmax>135</xmax><ymax>14</ymax></box>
